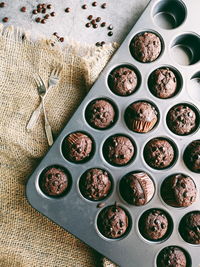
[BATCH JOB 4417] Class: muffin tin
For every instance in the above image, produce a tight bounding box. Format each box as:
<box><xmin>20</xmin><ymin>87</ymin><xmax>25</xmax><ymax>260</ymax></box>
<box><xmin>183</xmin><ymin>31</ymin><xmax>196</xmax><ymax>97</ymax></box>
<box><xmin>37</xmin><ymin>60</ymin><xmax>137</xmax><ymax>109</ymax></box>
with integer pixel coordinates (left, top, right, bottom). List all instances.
<box><xmin>26</xmin><ymin>0</ymin><xmax>200</xmax><ymax>266</ymax></box>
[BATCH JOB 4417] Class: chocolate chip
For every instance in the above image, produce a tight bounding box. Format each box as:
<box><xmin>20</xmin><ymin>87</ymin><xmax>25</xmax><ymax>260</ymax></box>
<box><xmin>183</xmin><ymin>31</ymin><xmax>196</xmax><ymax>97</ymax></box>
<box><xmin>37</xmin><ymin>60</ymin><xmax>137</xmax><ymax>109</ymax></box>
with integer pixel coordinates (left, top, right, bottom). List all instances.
<box><xmin>96</xmin><ymin>17</ymin><xmax>101</xmax><ymax>22</ymax></box>
<box><xmin>35</xmin><ymin>17</ymin><xmax>41</xmax><ymax>23</ymax></box>
<box><xmin>91</xmin><ymin>19</ymin><xmax>96</xmax><ymax>25</ymax></box>
<box><xmin>101</xmin><ymin>22</ymin><xmax>106</xmax><ymax>27</ymax></box>
<box><xmin>86</xmin><ymin>23</ymin><xmax>91</xmax><ymax>28</ymax></box>
<box><xmin>118</xmin><ymin>230</ymin><xmax>123</xmax><ymax>235</ymax></box>
<box><xmin>120</xmin><ymin>154</ymin><xmax>125</xmax><ymax>159</ymax></box>
<box><xmin>53</xmin><ymin>32</ymin><xmax>58</xmax><ymax>36</ymax></box>
<box><xmin>181</xmin><ymin>182</ymin><xmax>186</xmax><ymax>188</ymax></box>
<box><xmin>47</xmin><ymin>4</ymin><xmax>52</xmax><ymax>9</ymax></box>
<box><xmin>92</xmin><ymin>2</ymin><xmax>98</xmax><ymax>6</ymax></box>
<box><xmin>101</xmin><ymin>3</ymin><xmax>107</xmax><ymax>9</ymax></box>
<box><xmin>155</xmin><ymin>219</ymin><xmax>160</xmax><ymax>225</ymax></box>
<box><xmin>96</xmin><ymin>42</ymin><xmax>101</xmax><ymax>46</ymax></box>
<box><xmin>101</xmin><ymin>41</ymin><xmax>105</xmax><ymax>46</ymax></box>
<box><xmin>41</xmin><ymin>19</ymin><xmax>46</xmax><ymax>24</ymax></box>
<box><xmin>21</xmin><ymin>7</ymin><xmax>26</xmax><ymax>12</ymax></box>
<box><xmin>44</xmin><ymin>14</ymin><xmax>49</xmax><ymax>19</ymax></box>
<box><xmin>50</xmin><ymin>12</ymin><xmax>55</xmax><ymax>16</ymax></box>
<box><xmin>37</xmin><ymin>7</ymin><xmax>42</xmax><ymax>13</ymax></box>
<box><xmin>32</xmin><ymin>9</ymin><xmax>38</xmax><ymax>14</ymax></box>
<box><xmin>42</xmin><ymin>4</ymin><xmax>46</xmax><ymax>9</ymax></box>
<box><xmin>161</xmin><ymin>223</ymin><xmax>166</xmax><ymax>229</ymax></box>
<box><xmin>48</xmin><ymin>174</ymin><xmax>52</xmax><ymax>179</ymax></box>
<box><xmin>183</xmin><ymin>191</ymin><xmax>188</xmax><ymax>198</ymax></box>
<box><xmin>93</xmin><ymin>24</ymin><xmax>98</xmax><ymax>29</ymax></box>
<box><xmin>37</xmin><ymin>4</ymin><xmax>42</xmax><ymax>9</ymax></box>
<box><xmin>88</xmin><ymin>15</ymin><xmax>93</xmax><ymax>20</ymax></box>
<box><xmin>151</xmin><ymin>226</ymin><xmax>157</xmax><ymax>231</ymax></box>
<box><xmin>42</xmin><ymin>8</ymin><xmax>46</xmax><ymax>14</ymax></box>
<box><xmin>2</xmin><ymin>17</ymin><xmax>8</xmax><ymax>23</ymax></box>
<box><xmin>82</xmin><ymin>4</ymin><xmax>87</xmax><ymax>9</ymax></box>
<box><xmin>65</xmin><ymin>7</ymin><xmax>71</xmax><ymax>13</ymax></box>
<box><xmin>108</xmin><ymin>24</ymin><xmax>113</xmax><ymax>30</ymax></box>
<box><xmin>59</xmin><ymin>37</ymin><xmax>64</xmax><ymax>42</ymax></box>
<box><xmin>0</xmin><ymin>2</ymin><xmax>5</xmax><ymax>8</ymax></box>
<box><xmin>108</xmin><ymin>31</ymin><xmax>113</xmax><ymax>36</ymax></box>
<box><xmin>55</xmin><ymin>173</ymin><xmax>61</xmax><ymax>178</ymax></box>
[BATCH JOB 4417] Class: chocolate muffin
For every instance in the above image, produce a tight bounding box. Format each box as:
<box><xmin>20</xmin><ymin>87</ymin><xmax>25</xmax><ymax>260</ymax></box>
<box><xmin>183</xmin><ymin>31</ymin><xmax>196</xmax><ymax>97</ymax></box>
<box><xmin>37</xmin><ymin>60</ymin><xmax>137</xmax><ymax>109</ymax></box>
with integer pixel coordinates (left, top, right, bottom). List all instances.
<box><xmin>108</xmin><ymin>66</ymin><xmax>138</xmax><ymax>96</ymax></box>
<box><xmin>144</xmin><ymin>138</ymin><xmax>175</xmax><ymax>169</ymax></box>
<box><xmin>130</xmin><ymin>32</ymin><xmax>162</xmax><ymax>63</ymax></box>
<box><xmin>103</xmin><ymin>135</ymin><xmax>135</xmax><ymax>166</ymax></box>
<box><xmin>86</xmin><ymin>99</ymin><xmax>116</xmax><ymax>129</ymax></box>
<box><xmin>63</xmin><ymin>132</ymin><xmax>93</xmax><ymax>162</ymax></box>
<box><xmin>157</xmin><ymin>246</ymin><xmax>187</xmax><ymax>267</ymax></box>
<box><xmin>40</xmin><ymin>166</ymin><xmax>69</xmax><ymax>196</ymax></box>
<box><xmin>161</xmin><ymin>174</ymin><xmax>196</xmax><ymax>207</ymax></box>
<box><xmin>120</xmin><ymin>172</ymin><xmax>155</xmax><ymax>206</ymax></box>
<box><xmin>179</xmin><ymin>211</ymin><xmax>200</xmax><ymax>244</ymax></box>
<box><xmin>149</xmin><ymin>68</ymin><xmax>177</xmax><ymax>99</ymax></box>
<box><xmin>184</xmin><ymin>140</ymin><xmax>200</xmax><ymax>173</ymax></box>
<box><xmin>139</xmin><ymin>209</ymin><xmax>170</xmax><ymax>241</ymax></box>
<box><xmin>125</xmin><ymin>101</ymin><xmax>158</xmax><ymax>133</ymax></box>
<box><xmin>79</xmin><ymin>168</ymin><xmax>112</xmax><ymax>201</ymax></box>
<box><xmin>167</xmin><ymin>104</ymin><xmax>197</xmax><ymax>135</ymax></box>
<box><xmin>97</xmin><ymin>205</ymin><xmax>129</xmax><ymax>239</ymax></box>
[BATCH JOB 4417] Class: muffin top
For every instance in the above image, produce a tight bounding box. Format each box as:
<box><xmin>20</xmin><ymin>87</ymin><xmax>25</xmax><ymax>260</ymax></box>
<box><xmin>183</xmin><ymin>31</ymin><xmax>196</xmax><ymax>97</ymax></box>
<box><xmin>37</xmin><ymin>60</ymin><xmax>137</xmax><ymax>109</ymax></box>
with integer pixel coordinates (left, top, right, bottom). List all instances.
<box><xmin>80</xmin><ymin>168</ymin><xmax>112</xmax><ymax>201</ymax></box>
<box><xmin>167</xmin><ymin>104</ymin><xmax>196</xmax><ymax>135</ymax></box>
<box><xmin>86</xmin><ymin>99</ymin><xmax>115</xmax><ymax>129</ymax></box>
<box><xmin>144</xmin><ymin>138</ymin><xmax>175</xmax><ymax>169</ymax></box>
<box><xmin>149</xmin><ymin>68</ymin><xmax>177</xmax><ymax>99</ymax></box>
<box><xmin>131</xmin><ymin>32</ymin><xmax>162</xmax><ymax>62</ymax></box>
<box><xmin>97</xmin><ymin>205</ymin><xmax>129</xmax><ymax>239</ymax></box>
<box><xmin>184</xmin><ymin>140</ymin><xmax>200</xmax><ymax>173</ymax></box>
<box><xmin>157</xmin><ymin>246</ymin><xmax>187</xmax><ymax>267</ymax></box>
<box><xmin>109</xmin><ymin>66</ymin><xmax>138</xmax><ymax>96</ymax></box>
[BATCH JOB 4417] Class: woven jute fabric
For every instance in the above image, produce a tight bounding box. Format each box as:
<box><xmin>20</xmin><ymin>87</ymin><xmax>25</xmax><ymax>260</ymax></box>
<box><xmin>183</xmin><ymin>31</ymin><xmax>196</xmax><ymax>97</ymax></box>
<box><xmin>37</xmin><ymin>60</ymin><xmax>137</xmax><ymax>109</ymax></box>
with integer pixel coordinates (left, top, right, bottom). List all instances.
<box><xmin>0</xmin><ymin>24</ymin><xmax>118</xmax><ymax>267</ymax></box>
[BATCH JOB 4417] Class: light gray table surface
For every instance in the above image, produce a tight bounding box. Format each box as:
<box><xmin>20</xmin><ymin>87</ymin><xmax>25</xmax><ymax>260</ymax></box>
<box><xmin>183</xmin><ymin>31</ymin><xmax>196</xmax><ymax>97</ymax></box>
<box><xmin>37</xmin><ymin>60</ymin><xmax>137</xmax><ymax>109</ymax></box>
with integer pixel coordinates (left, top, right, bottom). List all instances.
<box><xmin>0</xmin><ymin>0</ymin><xmax>149</xmax><ymax>44</ymax></box>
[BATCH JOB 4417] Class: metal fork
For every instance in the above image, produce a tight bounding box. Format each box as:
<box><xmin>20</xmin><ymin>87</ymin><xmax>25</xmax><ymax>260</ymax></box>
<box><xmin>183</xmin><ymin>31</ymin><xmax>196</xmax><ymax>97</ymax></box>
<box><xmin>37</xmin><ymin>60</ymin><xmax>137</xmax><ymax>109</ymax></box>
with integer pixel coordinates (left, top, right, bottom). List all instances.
<box><xmin>26</xmin><ymin>65</ymin><xmax>62</xmax><ymax>131</ymax></box>
<box><xmin>33</xmin><ymin>74</ymin><xmax>54</xmax><ymax>146</ymax></box>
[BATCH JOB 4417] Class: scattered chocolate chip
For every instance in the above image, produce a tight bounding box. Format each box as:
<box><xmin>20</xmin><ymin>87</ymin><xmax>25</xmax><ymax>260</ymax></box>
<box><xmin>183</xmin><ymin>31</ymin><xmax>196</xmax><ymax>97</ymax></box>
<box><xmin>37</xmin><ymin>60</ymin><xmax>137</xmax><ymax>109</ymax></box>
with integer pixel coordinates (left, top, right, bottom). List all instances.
<box><xmin>101</xmin><ymin>3</ymin><xmax>107</xmax><ymax>9</ymax></box>
<box><xmin>97</xmin><ymin>202</ymin><xmax>106</xmax><ymax>208</ymax></box>
<box><xmin>47</xmin><ymin>4</ymin><xmax>52</xmax><ymax>9</ymax></box>
<box><xmin>59</xmin><ymin>37</ymin><xmax>64</xmax><ymax>42</ymax></box>
<box><xmin>88</xmin><ymin>15</ymin><xmax>93</xmax><ymax>20</ymax></box>
<box><xmin>92</xmin><ymin>2</ymin><xmax>98</xmax><ymax>6</ymax></box>
<box><xmin>108</xmin><ymin>31</ymin><xmax>113</xmax><ymax>36</ymax></box>
<box><xmin>65</xmin><ymin>7</ymin><xmax>71</xmax><ymax>13</ymax></box>
<box><xmin>96</xmin><ymin>42</ymin><xmax>101</xmax><ymax>47</ymax></box>
<box><xmin>50</xmin><ymin>12</ymin><xmax>55</xmax><ymax>16</ymax></box>
<box><xmin>101</xmin><ymin>22</ymin><xmax>106</xmax><ymax>27</ymax></box>
<box><xmin>42</xmin><ymin>8</ymin><xmax>46</xmax><ymax>14</ymax></box>
<box><xmin>82</xmin><ymin>4</ymin><xmax>87</xmax><ymax>9</ymax></box>
<box><xmin>37</xmin><ymin>7</ymin><xmax>42</xmax><ymax>13</ymax></box>
<box><xmin>37</xmin><ymin>4</ymin><xmax>42</xmax><ymax>9</ymax></box>
<box><xmin>35</xmin><ymin>17</ymin><xmax>41</xmax><ymax>23</ymax></box>
<box><xmin>96</xmin><ymin>17</ymin><xmax>101</xmax><ymax>22</ymax></box>
<box><xmin>108</xmin><ymin>24</ymin><xmax>113</xmax><ymax>30</ymax></box>
<box><xmin>21</xmin><ymin>7</ymin><xmax>26</xmax><ymax>12</ymax></box>
<box><xmin>91</xmin><ymin>19</ymin><xmax>96</xmax><ymax>25</ymax></box>
<box><xmin>44</xmin><ymin>14</ymin><xmax>49</xmax><ymax>19</ymax></box>
<box><xmin>93</xmin><ymin>24</ymin><xmax>98</xmax><ymax>28</ymax></box>
<box><xmin>101</xmin><ymin>41</ymin><xmax>105</xmax><ymax>46</ymax></box>
<box><xmin>86</xmin><ymin>23</ymin><xmax>91</xmax><ymax>28</ymax></box>
<box><xmin>53</xmin><ymin>32</ymin><xmax>58</xmax><ymax>36</ymax></box>
<box><xmin>0</xmin><ymin>2</ymin><xmax>5</xmax><ymax>8</ymax></box>
<box><xmin>41</xmin><ymin>19</ymin><xmax>46</xmax><ymax>24</ymax></box>
<box><xmin>42</xmin><ymin>4</ymin><xmax>46</xmax><ymax>9</ymax></box>
<box><xmin>2</xmin><ymin>17</ymin><xmax>8</xmax><ymax>23</ymax></box>
<box><xmin>32</xmin><ymin>9</ymin><xmax>38</xmax><ymax>14</ymax></box>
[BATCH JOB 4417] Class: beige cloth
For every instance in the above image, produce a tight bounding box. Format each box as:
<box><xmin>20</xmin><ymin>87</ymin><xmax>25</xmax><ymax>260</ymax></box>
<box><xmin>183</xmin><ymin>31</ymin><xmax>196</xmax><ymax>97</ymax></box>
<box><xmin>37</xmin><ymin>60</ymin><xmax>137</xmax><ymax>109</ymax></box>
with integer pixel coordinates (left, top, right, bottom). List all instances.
<box><xmin>0</xmin><ymin>24</ymin><xmax>118</xmax><ymax>267</ymax></box>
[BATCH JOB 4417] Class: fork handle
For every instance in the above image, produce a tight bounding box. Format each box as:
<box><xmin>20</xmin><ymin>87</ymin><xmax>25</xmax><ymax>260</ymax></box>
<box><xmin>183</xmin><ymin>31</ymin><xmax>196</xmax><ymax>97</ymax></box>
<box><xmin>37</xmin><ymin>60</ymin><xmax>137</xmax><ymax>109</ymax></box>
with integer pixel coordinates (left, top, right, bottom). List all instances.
<box><xmin>42</xmin><ymin>97</ymin><xmax>54</xmax><ymax>146</ymax></box>
<box><xmin>26</xmin><ymin>102</ymin><xmax>43</xmax><ymax>131</ymax></box>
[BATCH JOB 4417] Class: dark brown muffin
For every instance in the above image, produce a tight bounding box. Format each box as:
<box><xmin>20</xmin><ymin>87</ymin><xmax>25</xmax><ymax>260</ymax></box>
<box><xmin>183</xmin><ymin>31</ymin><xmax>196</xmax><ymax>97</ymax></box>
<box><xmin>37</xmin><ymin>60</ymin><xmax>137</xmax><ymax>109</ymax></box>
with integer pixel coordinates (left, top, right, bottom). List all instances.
<box><xmin>130</xmin><ymin>32</ymin><xmax>162</xmax><ymax>62</ymax></box>
<box><xmin>179</xmin><ymin>211</ymin><xmax>200</xmax><ymax>244</ymax></box>
<box><xmin>63</xmin><ymin>132</ymin><xmax>93</xmax><ymax>162</ymax></box>
<box><xmin>184</xmin><ymin>140</ymin><xmax>200</xmax><ymax>173</ymax></box>
<box><xmin>125</xmin><ymin>101</ymin><xmax>158</xmax><ymax>133</ymax></box>
<box><xmin>40</xmin><ymin>166</ymin><xmax>69</xmax><ymax>196</ymax></box>
<box><xmin>79</xmin><ymin>168</ymin><xmax>112</xmax><ymax>201</ymax></box>
<box><xmin>157</xmin><ymin>246</ymin><xmax>187</xmax><ymax>267</ymax></box>
<box><xmin>103</xmin><ymin>135</ymin><xmax>135</xmax><ymax>166</ymax></box>
<box><xmin>144</xmin><ymin>138</ymin><xmax>175</xmax><ymax>169</ymax></box>
<box><xmin>108</xmin><ymin>66</ymin><xmax>138</xmax><ymax>96</ymax></box>
<box><xmin>161</xmin><ymin>174</ymin><xmax>196</xmax><ymax>207</ymax></box>
<box><xmin>97</xmin><ymin>205</ymin><xmax>129</xmax><ymax>239</ymax></box>
<box><xmin>86</xmin><ymin>99</ymin><xmax>116</xmax><ymax>129</ymax></box>
<box><xmin>139</xmin><ymin>209</ymin><xmax>169</xmax><ymax>241</ymax></box>
<box><xmin>120</xmin><ymin>172</ymin><xmax>155</xmax><ymax>206</ymax></box>
<box><xmin>149</xmin><ymin>68</ymin><xmax>177</xmax><ymax>99</ymax></box>
<box><xmin>167</xmin><ymin>104</ymin><xmax>197</xmax><ymax>135</ymax></box>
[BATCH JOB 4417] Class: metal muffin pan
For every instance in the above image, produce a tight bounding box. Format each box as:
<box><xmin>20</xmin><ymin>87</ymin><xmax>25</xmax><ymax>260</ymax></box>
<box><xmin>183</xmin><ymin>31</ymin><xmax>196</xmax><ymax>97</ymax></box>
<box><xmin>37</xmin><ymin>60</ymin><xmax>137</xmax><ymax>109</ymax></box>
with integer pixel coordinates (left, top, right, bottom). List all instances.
<box><xmin>26</xmin><ymin>0</ymin><xmax>200</xmax><ymax>266</ymax></box>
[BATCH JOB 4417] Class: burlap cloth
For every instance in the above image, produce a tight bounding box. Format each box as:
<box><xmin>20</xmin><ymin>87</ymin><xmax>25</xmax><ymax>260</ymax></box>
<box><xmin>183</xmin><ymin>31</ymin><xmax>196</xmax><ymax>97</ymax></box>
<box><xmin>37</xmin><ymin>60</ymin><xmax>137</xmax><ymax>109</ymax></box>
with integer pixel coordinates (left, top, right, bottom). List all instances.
<box><xmin>0</xmin><ymin>24</ymin><xmax>119</xmax><ymax>267</ymax></box>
